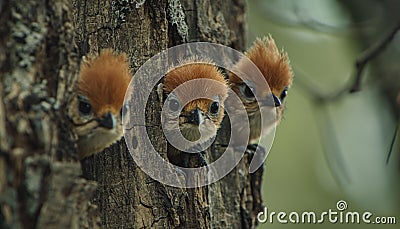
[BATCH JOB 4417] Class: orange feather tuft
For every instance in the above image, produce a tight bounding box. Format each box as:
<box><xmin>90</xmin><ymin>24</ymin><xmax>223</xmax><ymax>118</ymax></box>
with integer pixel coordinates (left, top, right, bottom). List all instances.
<box><xmin>230</xmin><ymin>35</ymin><xmax>293</xmax><ymax>95</ymax></box>
<box><xmin>78</xmin><ymin>49</ymin><xmax>132</xmax><ymax>116</ymax></box>
<box><xmin>163</xmin><ymin>61</ymin><xmax>228</xmax><ymax>102</ymax></box>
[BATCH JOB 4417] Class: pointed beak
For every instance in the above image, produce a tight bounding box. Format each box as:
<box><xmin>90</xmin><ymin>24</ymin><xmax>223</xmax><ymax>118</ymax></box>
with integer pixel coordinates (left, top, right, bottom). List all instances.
<box><xmin>187</xmin><ymin>108</ymin><xmax>203</xmax><ymax>126</ymax></box>
<box><xmin>272</xmin><ymin>94</ymin><xmax>281</xmax><ymax>107</ymax></box>
<box><xmin>259</xmin><ymin>94</ymin><xmax>281</xmax><ymax>107</ymax></box>
<box><xmin>98</xmin><ymin>112</ymin><xmax>116</xmax><ymax>129</ymax></box>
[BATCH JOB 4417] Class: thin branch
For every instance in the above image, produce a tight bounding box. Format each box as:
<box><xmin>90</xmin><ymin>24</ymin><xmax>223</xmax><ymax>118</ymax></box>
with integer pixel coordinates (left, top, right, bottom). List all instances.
<box><xmin>350</xmin><ymin>22</ymin><xmax>400</xmax><ymax>92</ymax></box>
<box><xmin>296</xmin><ymin>21</ymin><xmax>400</xmax><ymax>102</ymax></box>
<box><xmin>386</xmin><ymin>124</ymin><xmax>398</xmax><ymax>164</ymax></box>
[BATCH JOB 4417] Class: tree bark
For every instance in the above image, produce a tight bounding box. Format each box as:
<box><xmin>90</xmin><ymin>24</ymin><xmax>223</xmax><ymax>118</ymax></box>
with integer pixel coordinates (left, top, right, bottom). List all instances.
<box><xmin>0</xmin><ymin>0</ymin><xmax>99</xmax><ymax>228</ymax></box>
<box><xmin>1</xmin><ymin>0</ymin><xmax>264</xmax><ymax>228</ymax></box>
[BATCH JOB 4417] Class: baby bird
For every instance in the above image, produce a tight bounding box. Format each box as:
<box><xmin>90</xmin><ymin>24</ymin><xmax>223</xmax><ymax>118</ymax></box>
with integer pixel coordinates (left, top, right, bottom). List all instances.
<box><xmin>69</xmin><ymin>49</ymin><xmax>132</xmax><ymax>159</ymax></box>
<box><xmin>162</xmin><ymin>59</ymin><xmax>228</xmax><ymax>167</ymax></box>
<box><xmin>229</xmin><ymin>35</ymin><xmax>293</xmax><ymax>146</ymax></box>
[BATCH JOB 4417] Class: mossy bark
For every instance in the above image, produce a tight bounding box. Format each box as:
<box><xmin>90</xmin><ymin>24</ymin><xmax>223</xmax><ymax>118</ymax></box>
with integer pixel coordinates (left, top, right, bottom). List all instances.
<box><xmin>0</xmin><ymin>0</ymin><xmax>99</xmax><ymax>228</ymax></box>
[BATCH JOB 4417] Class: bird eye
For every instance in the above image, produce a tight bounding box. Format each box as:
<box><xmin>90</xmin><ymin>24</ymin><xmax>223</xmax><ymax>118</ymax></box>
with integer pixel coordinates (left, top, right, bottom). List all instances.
<box><xmin>239</xmin><ymin>83</ymin><xmax>256</xmax><ymax>100</ymax></box>
<box><xmin>280</xmin><ymin>87</ymin><xmax>288</xmax><ymax>100</ymax></box>
<box><xmin>209</xmin><ymin>101</ymin><xmax>220</xmax><ymax>116</ymax></box>
<box><xmin>169</xmin><ymin>99</ymin><xmax>181</xmax><ymax>112</ymax></box>
<box><xmin>78</xmin><ymin>99</ymin><xmax>92</xmax><ymax>116</ymax></box>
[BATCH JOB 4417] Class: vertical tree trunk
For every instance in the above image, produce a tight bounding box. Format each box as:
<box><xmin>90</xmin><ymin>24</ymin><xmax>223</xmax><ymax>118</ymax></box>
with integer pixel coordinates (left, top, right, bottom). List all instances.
<box><xmin>1</xmin><ymin>0</ymin><xmax>264</xmax><ymax>228</ymax></box>
<box><xmin>0</xmin><ymin>0</ymin><xmax>99</xmax><ymax>228</ymax></box>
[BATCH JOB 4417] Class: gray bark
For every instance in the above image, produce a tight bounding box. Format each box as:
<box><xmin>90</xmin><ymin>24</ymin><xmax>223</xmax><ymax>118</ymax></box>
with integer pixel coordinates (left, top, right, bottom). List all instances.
<box><xmin>0</xmin><ymin>0</ymin><xmax>99</xmax><ymax>228</ymax></box>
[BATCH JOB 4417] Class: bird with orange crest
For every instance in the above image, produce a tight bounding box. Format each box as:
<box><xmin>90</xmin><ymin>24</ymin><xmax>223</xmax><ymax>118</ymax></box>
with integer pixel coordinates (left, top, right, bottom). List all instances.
<box><xmin>68</xmin><ymin>49</ymin><xmax>132</xmax><ymax>159</ymax></box>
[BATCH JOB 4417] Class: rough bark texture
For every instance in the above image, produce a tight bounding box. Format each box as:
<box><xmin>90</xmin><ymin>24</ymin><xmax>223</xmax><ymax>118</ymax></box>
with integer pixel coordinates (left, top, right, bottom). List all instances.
<box><xmin>1</xmin><ymin>0</ymin><xmax>264</xmax><ymax>228</ymax></box>
<box><xmin>0</xmin><ymin>0</ymin><xmax>99</xmax><ymax>228</ymax></box>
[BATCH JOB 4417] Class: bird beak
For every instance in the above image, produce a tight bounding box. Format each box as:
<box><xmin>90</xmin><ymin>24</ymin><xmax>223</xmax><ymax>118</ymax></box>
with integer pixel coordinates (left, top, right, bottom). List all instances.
<box><xmin>98</xmin><ymin>112</ymin><xmax>116</xmax><ymax>129</ymax></box>
<box><xmin>272</xmin><ymin>94</ymin><xmax>281</xmax><ymax>107</ymax></box>
<box><xmin>187</xmin><ymin>108</ymin><xmax>203</xmax><ymax>126</ymax></box>
<box><xmin>259</xmin><ymin>94</ymin><xmax>281</xmax><ymax>107</ymax></box>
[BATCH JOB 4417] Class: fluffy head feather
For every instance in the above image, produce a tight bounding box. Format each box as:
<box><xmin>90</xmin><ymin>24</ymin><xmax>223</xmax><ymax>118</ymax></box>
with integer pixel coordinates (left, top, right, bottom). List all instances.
<box><xmin>164</xmin><ymin>61</ymin><xmax>228</xmax><ymax>125</ymax></box>
<box><xmin>163</xmin><ymin>61</ymin><xmax>228</xmax><ymax>101</ymax></box>
<box><xmin>229</xmin><ymin>35</ymin><xmax>293</xmax><ymax>96</ymax></box>
<box><xmin>71</xmin><ymin>49</ymin><xmax>132</xmax><ymax>159</ymax></box>
<box><xmin>78</xmin><ymin>49</ymin><xmax>131</xmax><ymax>117</ymax></box>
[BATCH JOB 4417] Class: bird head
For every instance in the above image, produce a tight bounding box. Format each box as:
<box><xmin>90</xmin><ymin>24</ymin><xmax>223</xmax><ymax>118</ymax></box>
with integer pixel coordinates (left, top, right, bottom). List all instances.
<box><xmin>68</xmin><ymin>49</ymin><xmax>131</xmax><ymax>159</ymax></box>
<box><xmin>163</xmin><ymin>60</ymin><xmax>228</xmax><ymax>146</ymax></box>
<box><xmin>229</xmin><ymin>35</ymin><xmax>293</xmax><ymax>121</ymax></box>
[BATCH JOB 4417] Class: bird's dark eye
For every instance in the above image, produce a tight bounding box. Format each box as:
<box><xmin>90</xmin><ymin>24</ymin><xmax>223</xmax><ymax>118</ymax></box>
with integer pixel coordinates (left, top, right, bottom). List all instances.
<box><xmin>169</xmin><ymin>99</ymin><xmax>181</xmax><ymax>112</ymax></box>
<box><xmin>209</xmin><ymin>101</ymin><xmax>220</xmax><ymax>115</ymax></box>
<box><xmin>78</xmin><ymin>100</ymin><xmax>92</xmax><ymax>116</ymax></box>
<box><xmin>239</xmin><ymin>84</ymin><xmax>256</xmax><ymax>100</ymax></box>
<box><xmin>280</xmin><ymin>87</ymin><xmax>288</xmax><ymax>100</ymax></box>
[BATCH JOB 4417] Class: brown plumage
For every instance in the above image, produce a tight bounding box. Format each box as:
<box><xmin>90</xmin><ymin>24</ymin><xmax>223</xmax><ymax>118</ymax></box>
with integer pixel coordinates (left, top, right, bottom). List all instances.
<box><xmin>69</xmin><ymin>49</ymin><xmax>132</xmax><ymax>159</ymax></box>
<box><xmin>163</xmin><ymin>61</ymin><xmax>228</xmax><ymax>98</ymax></box>
<box><xmin>162</xmin><ymin>60</ymin><xmax>228</xmax><ymax>166</ymax></box>
<box><xmin>164</xmin><ymin>61</ymin><xmax>228</xmax><ymax>127</ymax></box>
<box><xmin>230</xmin><ymin>35</ymin><xmax>293</xmax><ymax>97</ymax></box>
<box><xmin>78</xmin><ymin>49</ymin><xmax>131</xmax><ymax>117</ymax></box>
<box><xmin>229</xmin><ymin>35</ymin><xmax>293</xmax><ymax>143</ymax></box>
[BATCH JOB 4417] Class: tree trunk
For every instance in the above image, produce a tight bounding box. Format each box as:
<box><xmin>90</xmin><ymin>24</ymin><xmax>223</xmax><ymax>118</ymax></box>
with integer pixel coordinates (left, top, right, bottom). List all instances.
<box><xmin>1</xmin><ymin>0</ymin><xmax>264</xmax><ymax>228</ymax></box>
<box><xmin>0</xmin><ymin>0</ymin><xmax>99</xmax><ymax>228</ymax></box>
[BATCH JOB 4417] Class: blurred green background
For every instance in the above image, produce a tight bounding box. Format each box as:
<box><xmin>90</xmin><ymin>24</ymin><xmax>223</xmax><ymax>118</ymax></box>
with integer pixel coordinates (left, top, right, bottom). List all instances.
<box><xmin>248</xmin><ymin>0</ymin><xmax>400</xmax><ymax>228</ymax></box>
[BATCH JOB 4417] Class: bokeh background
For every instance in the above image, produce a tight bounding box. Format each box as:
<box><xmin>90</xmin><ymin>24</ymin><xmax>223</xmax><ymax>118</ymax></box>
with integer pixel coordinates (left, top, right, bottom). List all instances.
<box><xmin>249</xmin><ymin>0</ymin><xmax>400</xmax><ymax>228</ymax></box>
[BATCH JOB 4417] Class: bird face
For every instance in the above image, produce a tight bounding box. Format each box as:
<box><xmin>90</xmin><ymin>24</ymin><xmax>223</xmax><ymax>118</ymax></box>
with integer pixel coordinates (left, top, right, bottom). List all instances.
<box><xmin>166</xmin><ymin>94</ymin><xmax>223</xmax><ymax>143</ymax></box>
<box><xmin>69</xmin><ymin>94</ymin><xmax>123</xmax><ymax>158</ymax></box>
<box><xmin>231</xmin><ymin>80</ymin><xmax>289</xmax><ymax>120</ymax></box>
<box><xmin>163</xmin><ymin>62</ymin><xmax>228</xmax><ymax>149</ymax></box>
<box><xmin>229</xmin><ymin>35</ymin><xmax>293</xmax><ymax>142</ymax></box>
<box><xmin>68</xmin><ymin>49</ymin><xmax>131</xmax><ymax>159</ymax></box>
